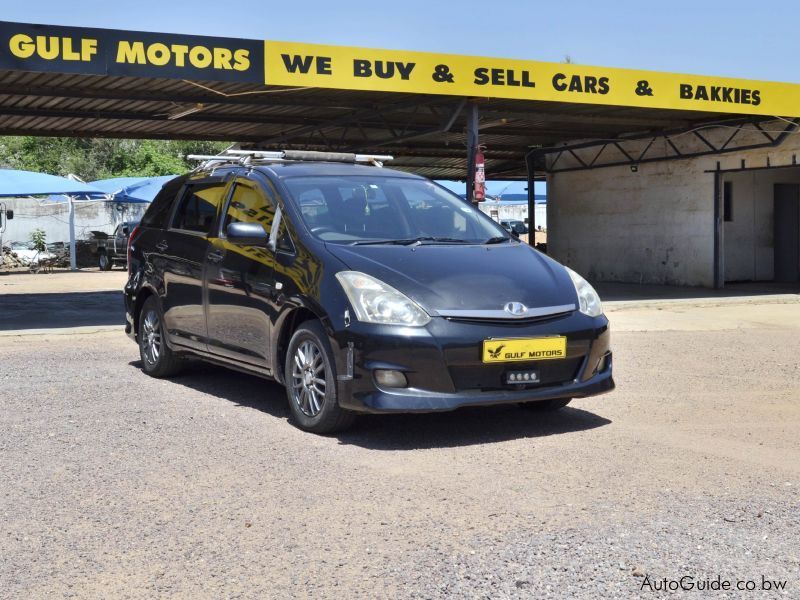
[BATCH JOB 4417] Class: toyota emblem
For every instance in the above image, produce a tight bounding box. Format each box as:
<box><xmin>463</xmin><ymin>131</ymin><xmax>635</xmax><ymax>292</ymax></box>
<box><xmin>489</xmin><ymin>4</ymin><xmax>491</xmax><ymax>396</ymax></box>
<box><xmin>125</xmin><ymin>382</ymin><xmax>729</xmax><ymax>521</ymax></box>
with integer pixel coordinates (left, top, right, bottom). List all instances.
<box><xmin>504</xmin><ymin>302</ymin><xmax>527</xmax><ymax>316</ymax></box>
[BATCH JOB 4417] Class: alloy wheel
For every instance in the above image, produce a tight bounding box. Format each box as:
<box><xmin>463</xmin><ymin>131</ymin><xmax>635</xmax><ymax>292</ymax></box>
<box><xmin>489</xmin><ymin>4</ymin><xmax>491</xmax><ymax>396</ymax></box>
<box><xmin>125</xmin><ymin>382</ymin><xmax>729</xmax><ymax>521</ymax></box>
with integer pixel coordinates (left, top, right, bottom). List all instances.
<box><xmin>141</xmin><ymin>309</ymin><xmax>162</xmax><ymax>366</ymax></box>
<box><xmin>291</xmin><ymin>340</ymin><xmax>327</xmax><ymax>417</ymax></box>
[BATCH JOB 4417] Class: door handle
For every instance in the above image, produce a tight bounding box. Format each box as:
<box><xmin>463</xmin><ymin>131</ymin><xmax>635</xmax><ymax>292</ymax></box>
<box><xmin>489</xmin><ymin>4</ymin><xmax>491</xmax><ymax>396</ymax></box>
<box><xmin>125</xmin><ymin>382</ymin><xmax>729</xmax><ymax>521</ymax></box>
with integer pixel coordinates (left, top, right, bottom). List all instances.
<box><xmin>155</xmin><ymin>240</ymin><xmax>168</xmax><ymax>252</ymax></box>
<box><xmin>207</xmin><ymin>250</ymin><xmax>225</xmax><ymax>263</ymax></box>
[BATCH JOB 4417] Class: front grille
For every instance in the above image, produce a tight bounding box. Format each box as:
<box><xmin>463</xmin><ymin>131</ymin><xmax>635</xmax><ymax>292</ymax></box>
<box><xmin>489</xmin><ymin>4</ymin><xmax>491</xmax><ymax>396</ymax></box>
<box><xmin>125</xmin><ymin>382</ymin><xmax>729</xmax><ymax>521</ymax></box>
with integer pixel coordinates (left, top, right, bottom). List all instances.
<box><xmin>448</xmin><ymin>358</ymin><xmax>583</xmax><ymax>392</ymax></box>
<box><xmin>443</xmin><ymin>311</ymin><xmax>572</xmax><ymax>326</ymax></box>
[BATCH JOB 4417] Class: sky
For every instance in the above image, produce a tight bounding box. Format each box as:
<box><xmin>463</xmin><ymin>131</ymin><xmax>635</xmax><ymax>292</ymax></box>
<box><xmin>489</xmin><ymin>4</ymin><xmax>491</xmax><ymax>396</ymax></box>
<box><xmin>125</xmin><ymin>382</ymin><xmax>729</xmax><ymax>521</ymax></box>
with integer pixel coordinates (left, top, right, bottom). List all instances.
<box><xmin>4</xmin><ymin>1</ymin><xmax>795</xmax><ymax>196</ymax></box>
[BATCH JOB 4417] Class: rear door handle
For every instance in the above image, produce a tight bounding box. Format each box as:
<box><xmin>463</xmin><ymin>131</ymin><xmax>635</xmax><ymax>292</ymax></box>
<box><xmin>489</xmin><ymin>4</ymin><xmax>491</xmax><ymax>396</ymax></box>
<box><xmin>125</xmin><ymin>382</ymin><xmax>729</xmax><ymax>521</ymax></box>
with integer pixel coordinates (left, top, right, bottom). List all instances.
<box><xmin>207</xmin><ymin>250</ymin><xmax>225</xmax><ymax>263</ymax></box>
<box><xmin>155</xmin><ymin>240</ymin><xmax>168</xmax><ymax>252</ymax></box>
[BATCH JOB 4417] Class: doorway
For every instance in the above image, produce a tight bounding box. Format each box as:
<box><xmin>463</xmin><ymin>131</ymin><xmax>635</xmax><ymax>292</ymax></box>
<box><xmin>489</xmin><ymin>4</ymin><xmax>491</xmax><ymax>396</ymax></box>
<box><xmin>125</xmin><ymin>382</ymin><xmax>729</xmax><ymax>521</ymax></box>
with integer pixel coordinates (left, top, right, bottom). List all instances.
<box><xmin>774</xmin><ymin>183</ymin><xmax>800</xmax><ymax>282</ymax></box>
<box><xmin>719</xmin><ymin>167</ymin><xmax>800</xmax><ymax>285</ymax></box>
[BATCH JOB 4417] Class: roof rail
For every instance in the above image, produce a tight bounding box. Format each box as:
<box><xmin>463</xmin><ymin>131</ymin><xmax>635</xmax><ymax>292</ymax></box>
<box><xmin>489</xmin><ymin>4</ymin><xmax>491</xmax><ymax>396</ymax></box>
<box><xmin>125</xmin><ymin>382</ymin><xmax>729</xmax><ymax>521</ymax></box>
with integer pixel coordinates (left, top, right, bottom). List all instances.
<box><xmin>186</xmin><ymin>149</ymin><xmax>393</xmax><ymax>169</ymax></box>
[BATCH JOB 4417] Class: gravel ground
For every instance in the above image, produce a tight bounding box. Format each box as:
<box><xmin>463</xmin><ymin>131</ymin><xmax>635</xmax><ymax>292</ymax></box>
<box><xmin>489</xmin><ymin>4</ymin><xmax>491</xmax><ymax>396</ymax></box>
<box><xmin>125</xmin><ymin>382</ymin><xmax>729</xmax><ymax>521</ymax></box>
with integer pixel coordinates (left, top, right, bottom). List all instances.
<box><xmin>1</xmin><ymin>316</ymin><xmax>799</xmax><ymax>598</ymax></box>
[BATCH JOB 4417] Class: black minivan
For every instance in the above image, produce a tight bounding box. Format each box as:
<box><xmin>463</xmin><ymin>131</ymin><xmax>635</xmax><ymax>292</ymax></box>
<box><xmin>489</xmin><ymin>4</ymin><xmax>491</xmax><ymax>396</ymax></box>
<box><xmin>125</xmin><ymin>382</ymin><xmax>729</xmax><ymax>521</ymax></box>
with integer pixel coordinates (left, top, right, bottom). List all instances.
<box><xmin>125</xmin><ymin>152</ymin><xmax>613</xmax><ymax>433</ymax></box>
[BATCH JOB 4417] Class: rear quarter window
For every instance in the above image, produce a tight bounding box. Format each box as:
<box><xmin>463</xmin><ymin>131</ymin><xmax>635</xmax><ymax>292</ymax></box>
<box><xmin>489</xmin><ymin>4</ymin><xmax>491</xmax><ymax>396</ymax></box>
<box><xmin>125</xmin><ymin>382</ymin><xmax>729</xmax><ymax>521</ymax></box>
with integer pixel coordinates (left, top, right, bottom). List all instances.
<box><xmin>171</xmin><ymin>182</ymin><xmax>227</xmax><ymax>234</ymax></box>
<box><xmin>140</xmin><ymin>177</ymin><xmax>185</xmax><ymax>229</ymax></box>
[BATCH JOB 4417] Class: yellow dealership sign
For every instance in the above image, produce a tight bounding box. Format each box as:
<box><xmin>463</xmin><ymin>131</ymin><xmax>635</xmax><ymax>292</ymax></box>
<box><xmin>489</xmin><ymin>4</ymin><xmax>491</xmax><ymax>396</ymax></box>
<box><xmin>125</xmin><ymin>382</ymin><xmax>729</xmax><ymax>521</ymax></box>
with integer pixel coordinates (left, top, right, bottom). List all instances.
<box><xmin>1</xmin><ymin>21</ymin><xmax>798</xmax><ymax>117</ymax></box>
<box><xmin>265</xmin><ymin>41</ymin><xmax>799</xmax><ymax>116</ymax></box>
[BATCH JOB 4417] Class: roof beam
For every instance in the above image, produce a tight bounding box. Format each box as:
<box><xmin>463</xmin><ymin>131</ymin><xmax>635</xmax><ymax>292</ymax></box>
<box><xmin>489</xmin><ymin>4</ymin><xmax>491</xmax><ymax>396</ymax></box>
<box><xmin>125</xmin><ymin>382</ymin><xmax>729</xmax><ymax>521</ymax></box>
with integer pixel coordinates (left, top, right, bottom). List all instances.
<box><xmin>254</xmin><ymin>97</ymin><xmax>458</xmax><ymax>145</ymax></box>
<box><xmin>0</xmin><ymin>78</ymin><xmax>444</xmax><ymax>110</ymax></box>
<box><xmin>0</xmin><ymin>105</ymin><xmax>322</xmax><ymax>126</ymax></box>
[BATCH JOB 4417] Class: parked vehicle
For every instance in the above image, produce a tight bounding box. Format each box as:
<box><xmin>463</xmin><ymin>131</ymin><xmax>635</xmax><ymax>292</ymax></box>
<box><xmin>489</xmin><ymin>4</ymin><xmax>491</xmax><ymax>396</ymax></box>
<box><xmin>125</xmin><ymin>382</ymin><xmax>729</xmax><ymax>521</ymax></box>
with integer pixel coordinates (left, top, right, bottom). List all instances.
<box><xmin>501</xmin><ymin>219</ymin><xmax>529</xmax><ymax>235</ymax></box>
<box><xmin>92</xmin><ymin>221</ymin><xmax>139</xmax><ymax>270</ymax></box>
<box><xmin>7</xmin><ymin>240</ymin><xmax>54</xmax><ymax>266</ymax></box>
<box><xmin>124</xmin><ymin>151</ymin><xmax>613</xmax><ymax>434</ymax></box>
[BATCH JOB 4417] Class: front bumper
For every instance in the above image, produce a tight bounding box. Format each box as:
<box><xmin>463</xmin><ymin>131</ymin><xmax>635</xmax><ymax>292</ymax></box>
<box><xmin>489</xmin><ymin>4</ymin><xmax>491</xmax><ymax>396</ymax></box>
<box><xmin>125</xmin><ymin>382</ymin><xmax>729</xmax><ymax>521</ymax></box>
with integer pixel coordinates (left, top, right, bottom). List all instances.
<box><xmin>331</xmin><ymin>312</ymin><xmax>614</xmax><ymax>414</ymax></box>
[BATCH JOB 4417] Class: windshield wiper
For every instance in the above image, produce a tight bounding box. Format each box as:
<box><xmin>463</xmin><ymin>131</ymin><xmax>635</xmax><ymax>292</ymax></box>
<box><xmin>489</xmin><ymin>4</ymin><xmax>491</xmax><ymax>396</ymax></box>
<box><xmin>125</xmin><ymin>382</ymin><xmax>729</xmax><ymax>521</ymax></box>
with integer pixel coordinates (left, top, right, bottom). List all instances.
<box><xmin>484</xmin><ymin>236</ymin><xmax>511</xmax><ymax>244</ymax></box>
<box><xmin>350</xmin><ymin>238</ymin><xmax>419</xmax><ymax>246</ymax></box>
<box><xmin>411</xmin><ymin>236</ymin><xmax>472</xmax><ymax>245</ymax></box>
<box><xmin>351</xmin><ymin>237</ymin><xmax>471</xmax><ymax>246</ymax></box>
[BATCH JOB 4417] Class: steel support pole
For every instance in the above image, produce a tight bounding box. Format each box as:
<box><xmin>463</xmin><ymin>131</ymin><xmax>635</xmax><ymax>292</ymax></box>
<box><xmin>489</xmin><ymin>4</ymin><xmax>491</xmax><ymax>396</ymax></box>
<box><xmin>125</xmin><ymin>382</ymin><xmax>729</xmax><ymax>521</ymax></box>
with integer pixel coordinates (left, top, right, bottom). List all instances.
<box><xmin>525</xmin><ymin>153</ymin><xmax>536</xmax><ymax>247</ymax></box>
<box><xmin>713</xmin><ymin>170</ymin><xmax>723</xmax><ymax>289</ymax></box>
<box><xmin>465</xmin><ymin>102</ymin><xmax>479</xmax><ymax>203</ymax></box>
<box><xmin>68</xmin><ymin>195</ymin><xmax>77</xmax><ymax>271</ymax></box>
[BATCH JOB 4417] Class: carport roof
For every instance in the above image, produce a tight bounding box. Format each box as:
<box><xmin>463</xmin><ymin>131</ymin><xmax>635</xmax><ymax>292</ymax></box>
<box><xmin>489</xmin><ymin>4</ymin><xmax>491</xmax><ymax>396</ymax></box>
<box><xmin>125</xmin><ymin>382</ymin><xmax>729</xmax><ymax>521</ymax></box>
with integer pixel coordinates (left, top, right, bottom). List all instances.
<box><xmin>1</xmin><ymin>21</ymin><xmax>796</xmax><ymax>180</ymax></box>
<box><xmin>0</xmin><ymin>69</ymin><xmax>761</xmax><ymax>180</ymax></box>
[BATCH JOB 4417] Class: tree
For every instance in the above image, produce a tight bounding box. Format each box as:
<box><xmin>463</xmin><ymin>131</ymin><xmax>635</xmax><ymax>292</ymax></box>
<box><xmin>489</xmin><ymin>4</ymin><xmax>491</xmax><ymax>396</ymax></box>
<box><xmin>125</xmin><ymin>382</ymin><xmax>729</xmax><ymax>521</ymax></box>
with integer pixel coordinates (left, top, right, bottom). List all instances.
<box><xmin>0</xmin><ymin>137</ymin><xmax>230</xmax><ymax>180</ymax></box>
<box><xmin>30</xmin><ymin>228</ymin><xmax>46</xmax><ymax>252</ymax></box>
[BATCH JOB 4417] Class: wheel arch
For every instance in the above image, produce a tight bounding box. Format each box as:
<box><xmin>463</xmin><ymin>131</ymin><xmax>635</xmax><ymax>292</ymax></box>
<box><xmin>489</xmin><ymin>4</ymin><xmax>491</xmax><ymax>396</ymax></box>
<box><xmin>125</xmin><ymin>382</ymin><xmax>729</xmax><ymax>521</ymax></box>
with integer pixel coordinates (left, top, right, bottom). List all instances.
<box><xmin>131</xmin><ymin>284</ymin><xmax>159</xmax><ymax>340</ymax></box>
<box><xmin>273</xmin><ymin>305</ymin><xmax>327</xmax><ymax>385</ymax></box>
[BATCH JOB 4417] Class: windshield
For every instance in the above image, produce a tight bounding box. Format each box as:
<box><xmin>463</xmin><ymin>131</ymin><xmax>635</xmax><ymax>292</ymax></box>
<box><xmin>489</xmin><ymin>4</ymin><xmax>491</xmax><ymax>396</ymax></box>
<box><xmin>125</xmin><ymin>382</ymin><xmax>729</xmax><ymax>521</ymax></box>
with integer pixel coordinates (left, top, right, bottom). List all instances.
<box><xmin>283</xmin><ymin>176</ymin><xmax>510</xmax><ymax>244</ymax></box>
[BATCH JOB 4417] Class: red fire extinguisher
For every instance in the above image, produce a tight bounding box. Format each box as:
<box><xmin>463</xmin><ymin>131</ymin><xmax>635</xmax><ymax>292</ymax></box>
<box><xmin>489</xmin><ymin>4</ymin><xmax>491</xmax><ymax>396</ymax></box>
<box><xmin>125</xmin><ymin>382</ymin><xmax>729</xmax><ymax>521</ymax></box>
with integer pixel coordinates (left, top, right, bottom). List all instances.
<box><xmin>474</xmin><ymin>149</ymin><xmax>486</xmax><ymax>202</ymax></box>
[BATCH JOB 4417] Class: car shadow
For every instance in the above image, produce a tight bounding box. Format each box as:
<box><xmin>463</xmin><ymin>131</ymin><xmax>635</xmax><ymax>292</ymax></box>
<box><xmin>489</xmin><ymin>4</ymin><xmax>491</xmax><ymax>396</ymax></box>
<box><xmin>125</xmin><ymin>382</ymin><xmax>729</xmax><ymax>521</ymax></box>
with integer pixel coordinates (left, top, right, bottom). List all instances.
<box><xmin>130</xmin><ymin>360</ymin><xmax>611</xmax><ymax>450</ymax></box>
<box><xmin>0</xmin><ymin>291</ymin><xmax>123</xmax><ymax>330</ymax></box>
<box><xmin>337</xmin><ymin>405</ymin><xmax>611</xmax><ymax>450</ymax></box>
<box><xmin>129</xmin><ymin>359</ymin><xmax>293</xmax><ymax>420</ymax></box>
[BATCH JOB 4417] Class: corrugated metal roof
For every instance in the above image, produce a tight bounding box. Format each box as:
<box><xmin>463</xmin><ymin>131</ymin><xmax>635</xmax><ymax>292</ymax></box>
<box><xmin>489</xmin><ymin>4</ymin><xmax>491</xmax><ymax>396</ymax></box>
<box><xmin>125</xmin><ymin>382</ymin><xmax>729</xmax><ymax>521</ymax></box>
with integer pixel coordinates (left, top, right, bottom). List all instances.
<box><xmin>0</xmin><ymin>69</ymin><xmax>757</xmax><ymax>179</ymax></box>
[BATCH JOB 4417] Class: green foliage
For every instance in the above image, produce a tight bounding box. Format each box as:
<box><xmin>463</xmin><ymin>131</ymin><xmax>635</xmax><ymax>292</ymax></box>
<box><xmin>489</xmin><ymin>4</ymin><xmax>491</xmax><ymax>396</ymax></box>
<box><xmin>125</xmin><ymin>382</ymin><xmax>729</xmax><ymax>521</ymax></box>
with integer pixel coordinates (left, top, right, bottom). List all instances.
<box><xmin>30</xmin><ymin>228</ymin><xmax>46</xmax><ymax>252</ymax></box>
<box><xmin>0</xmin><ymin>137</ymin><xmax>230</xmax><ymax>180</ymax></box>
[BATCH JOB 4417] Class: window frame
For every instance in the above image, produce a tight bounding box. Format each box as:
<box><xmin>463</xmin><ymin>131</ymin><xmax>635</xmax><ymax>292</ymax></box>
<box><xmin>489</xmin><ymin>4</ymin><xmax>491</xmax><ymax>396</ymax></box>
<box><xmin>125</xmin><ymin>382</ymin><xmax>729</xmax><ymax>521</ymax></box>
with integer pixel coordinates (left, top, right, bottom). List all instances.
<box><xmin>167</xmin><ymin>176</ymin><xmax>231</xmax><ymax>237</ymax></box>
<box><xmin>140</xmin><ymin>176</ymin><xmax>186</xmax><ymax>230</ymax></box>
<box><xmin>218</xmin><ymin>174</ymin><xmax>296</xmax><ymax>255</ymax></box>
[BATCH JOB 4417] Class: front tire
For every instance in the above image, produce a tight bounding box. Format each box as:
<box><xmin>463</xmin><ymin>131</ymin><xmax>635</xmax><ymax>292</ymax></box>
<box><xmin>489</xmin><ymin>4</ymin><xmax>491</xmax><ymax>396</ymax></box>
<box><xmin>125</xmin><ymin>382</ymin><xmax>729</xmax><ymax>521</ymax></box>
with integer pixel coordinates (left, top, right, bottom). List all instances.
<box><xmin>138</xmin><ymin>296</ymin><xmax>182</xmax><ymax>378</ymax></box>
<box><xmin>284</xmin><ymin>321</ymin><xmax>355</xmax><ymax>434</ymax></box>
<box><xmin>520</xmin><ymin>398</ymin><xmax>571</xmax><ymax>411</ymax></box>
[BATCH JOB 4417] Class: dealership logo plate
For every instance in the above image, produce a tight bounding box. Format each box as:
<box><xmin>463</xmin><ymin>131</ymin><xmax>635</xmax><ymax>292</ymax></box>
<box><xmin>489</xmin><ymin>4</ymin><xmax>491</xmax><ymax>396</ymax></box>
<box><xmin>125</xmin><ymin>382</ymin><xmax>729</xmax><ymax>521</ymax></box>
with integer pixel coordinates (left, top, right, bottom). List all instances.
<box><xmin>482</xmin><ymin>336</ymin><xmax>567</xmax><ymax>363</ymax></box>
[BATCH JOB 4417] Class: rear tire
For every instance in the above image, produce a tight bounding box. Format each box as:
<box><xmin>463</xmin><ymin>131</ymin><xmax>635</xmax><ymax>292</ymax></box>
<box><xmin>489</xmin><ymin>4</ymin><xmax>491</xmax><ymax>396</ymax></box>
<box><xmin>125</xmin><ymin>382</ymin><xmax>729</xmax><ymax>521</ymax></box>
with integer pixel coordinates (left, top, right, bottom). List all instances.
<box><xmin>138</xmin><ymin>296</ymin><xmax>182</xmax><ymax>378</ymax></box>
<box><xmin>520</xmin><ymin>398</ymin><xmax>571</xmax><ymax>412</ymax></box>
<box><xmin>284</xmin><ymin>320</ymin><xmax>355</xmax><ymax>434</ymax></box>
<box><xmin>98</xmin><ymin>251</ymin><xmax>112</xmax><ymax>271</ymax></box>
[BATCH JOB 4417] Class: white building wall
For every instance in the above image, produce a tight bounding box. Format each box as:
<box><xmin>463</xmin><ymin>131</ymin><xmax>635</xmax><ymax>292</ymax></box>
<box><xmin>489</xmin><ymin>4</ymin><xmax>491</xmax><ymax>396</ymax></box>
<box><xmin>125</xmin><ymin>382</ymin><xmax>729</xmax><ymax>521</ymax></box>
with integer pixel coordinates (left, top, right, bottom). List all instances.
<box><xmin>0</xmin><ymin>197</ymin><xmax>147</xmax><ymax>246</ymax></box>
<box><xmin>548</xmin><ymin>159</ymin><xmax>715</xmax><ymax>286</ymax></box>
<box><xmin>547</xmin><ymin>126</ymin><xmax>800</xmax><ymax>287</ymax></box>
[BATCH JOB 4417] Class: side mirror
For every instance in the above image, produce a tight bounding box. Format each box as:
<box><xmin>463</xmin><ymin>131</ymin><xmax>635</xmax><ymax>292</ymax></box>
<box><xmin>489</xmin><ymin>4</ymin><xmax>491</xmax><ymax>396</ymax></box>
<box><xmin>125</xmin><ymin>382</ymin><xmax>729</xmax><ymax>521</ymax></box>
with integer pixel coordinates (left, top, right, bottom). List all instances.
<box><xmin>121</xmin><ymin>226</ymin><xmax>129</xmax><ymax>235</ymax></box>
<box><xmin>227</xmin><ymin>222</ymin><xmax>269</xmax><ymax>247</ymax></box>
<box><xmin>5</xmin><ymin>210</ymin><xmax>13</xmax><ymax>220</ymax></box>
<box><xmin>510</xmin><ymin>228</ymin><xmax>520</xmax><ymax>239</ymax></box>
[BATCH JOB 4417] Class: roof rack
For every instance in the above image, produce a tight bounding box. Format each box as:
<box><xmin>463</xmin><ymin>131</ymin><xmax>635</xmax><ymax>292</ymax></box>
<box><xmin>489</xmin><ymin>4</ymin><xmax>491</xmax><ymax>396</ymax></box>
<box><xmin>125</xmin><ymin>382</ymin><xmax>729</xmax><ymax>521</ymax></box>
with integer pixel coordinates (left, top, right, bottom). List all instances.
<box><xmin>186</xmin><ymin>149</ymin><xmax>394</xmax><ymax>170</ymax></box>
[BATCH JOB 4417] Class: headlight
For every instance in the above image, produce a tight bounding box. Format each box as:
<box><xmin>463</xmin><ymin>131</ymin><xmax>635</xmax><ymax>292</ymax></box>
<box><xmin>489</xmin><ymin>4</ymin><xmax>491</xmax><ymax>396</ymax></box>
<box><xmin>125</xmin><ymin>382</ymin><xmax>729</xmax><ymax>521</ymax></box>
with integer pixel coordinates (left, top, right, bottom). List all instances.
<box><xmin>565</xmin><ymin>267</ymin><xmax>603</xmax><ymax>317</ymax></box>
<box><xmin>335</xmin><ymin>271</ymin><xmax>431</xmax><ymax>326</ymax></box>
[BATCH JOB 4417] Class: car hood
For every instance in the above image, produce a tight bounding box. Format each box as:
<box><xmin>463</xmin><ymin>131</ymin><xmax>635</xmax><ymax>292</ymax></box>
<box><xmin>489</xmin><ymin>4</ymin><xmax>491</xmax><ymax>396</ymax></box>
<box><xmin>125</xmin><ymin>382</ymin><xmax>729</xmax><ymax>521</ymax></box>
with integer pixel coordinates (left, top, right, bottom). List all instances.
<box><xmin>325</xmin><ymin>242</ymin><xmax>578</xmax><ymax>314</ymax></box>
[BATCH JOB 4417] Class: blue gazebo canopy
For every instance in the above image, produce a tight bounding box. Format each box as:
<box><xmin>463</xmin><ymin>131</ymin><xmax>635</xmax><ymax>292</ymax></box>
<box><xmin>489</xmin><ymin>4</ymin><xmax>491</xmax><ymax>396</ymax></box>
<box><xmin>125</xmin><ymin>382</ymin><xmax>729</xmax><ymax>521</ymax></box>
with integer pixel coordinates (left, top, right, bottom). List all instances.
<box><xmin>0</xmin><ymin>169</ymin><xmax>105</xmax><ymax>197</ymax></box>
<box><xmin>90</xmin><ymin>175</ymin><xmax>177</xmax><ymax>203</ymax></box>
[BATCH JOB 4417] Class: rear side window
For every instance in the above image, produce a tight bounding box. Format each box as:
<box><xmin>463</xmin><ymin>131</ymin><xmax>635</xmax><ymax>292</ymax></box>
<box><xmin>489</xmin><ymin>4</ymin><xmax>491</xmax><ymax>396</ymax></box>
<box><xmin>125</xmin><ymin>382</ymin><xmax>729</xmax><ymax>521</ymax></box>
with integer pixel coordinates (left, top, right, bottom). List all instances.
<box><xmin>171</xmin><ymin>182</ymin><xmax>227</xmax><ymax>234</ymax></box>
<box><xmin>140</xmin><ymin>176</ymin><xmax>184</xmax><ymax>229</ymax></box>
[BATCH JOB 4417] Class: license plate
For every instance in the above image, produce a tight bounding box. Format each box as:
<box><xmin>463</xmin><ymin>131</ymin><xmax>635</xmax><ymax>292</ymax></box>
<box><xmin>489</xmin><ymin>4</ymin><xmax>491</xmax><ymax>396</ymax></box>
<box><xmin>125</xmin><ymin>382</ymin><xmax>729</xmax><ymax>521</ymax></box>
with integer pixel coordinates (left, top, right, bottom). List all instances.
<box><xmin>482</xmin><ymin>336</ymin><xmax>567</xmax><ymax>363</ymax></box>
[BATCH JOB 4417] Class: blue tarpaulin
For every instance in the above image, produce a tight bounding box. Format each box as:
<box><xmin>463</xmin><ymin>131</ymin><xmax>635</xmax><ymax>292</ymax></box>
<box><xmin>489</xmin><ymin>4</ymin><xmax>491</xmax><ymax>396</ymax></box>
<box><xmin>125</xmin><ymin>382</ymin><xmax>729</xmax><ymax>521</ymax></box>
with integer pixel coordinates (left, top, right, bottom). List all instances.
<box><xmin>0</xmin><ymin>169</ymin><xmax>105</xmax><ymax>197</ymax></box>
<box><xmin>89</xmin><ymin>175</ymin><xmax>177</xmax><ymax>203</ymax></box>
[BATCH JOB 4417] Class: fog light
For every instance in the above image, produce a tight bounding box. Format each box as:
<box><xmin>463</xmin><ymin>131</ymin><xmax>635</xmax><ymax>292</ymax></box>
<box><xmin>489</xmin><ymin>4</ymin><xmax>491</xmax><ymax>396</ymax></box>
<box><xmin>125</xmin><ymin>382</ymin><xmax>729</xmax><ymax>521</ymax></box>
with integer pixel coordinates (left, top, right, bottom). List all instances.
<box><xmin>595</xmin><ymin>353</ymin><xmax>610</xmax><ymax>374</ymax></box>
<box><xmin>374</xmin><ymin>369</ymin><xmax>408</xmax><ymax>388</ymax></box>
